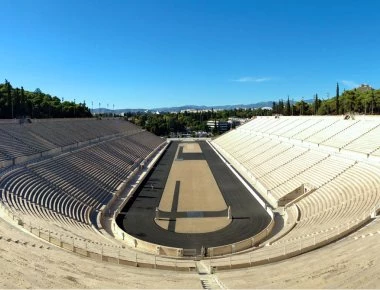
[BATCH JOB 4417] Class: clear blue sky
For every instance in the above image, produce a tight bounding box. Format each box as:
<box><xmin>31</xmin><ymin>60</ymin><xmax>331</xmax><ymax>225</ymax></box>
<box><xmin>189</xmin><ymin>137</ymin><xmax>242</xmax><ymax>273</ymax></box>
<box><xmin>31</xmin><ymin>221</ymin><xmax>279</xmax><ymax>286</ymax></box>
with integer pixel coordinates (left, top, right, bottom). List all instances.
<box><xmin>1</xmin><ymin>0</ymin><xmax>379</xmax><ymax>109</ymax></box>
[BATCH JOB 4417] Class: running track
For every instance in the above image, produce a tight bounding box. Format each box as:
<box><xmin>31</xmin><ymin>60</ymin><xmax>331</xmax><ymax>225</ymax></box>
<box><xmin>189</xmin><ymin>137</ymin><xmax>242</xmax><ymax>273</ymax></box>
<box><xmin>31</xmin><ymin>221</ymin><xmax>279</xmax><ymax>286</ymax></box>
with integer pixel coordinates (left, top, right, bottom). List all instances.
<box><xmin>116</xmin><ymin>141</ymin><xmax>271</xmax><ymax>253</ymax></box>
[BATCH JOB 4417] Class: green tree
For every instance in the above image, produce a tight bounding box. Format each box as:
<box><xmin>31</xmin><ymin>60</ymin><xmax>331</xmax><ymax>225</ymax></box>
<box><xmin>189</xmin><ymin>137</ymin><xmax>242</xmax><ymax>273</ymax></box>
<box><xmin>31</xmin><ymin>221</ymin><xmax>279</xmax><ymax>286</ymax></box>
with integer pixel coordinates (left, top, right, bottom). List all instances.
<box><xmin>20</xmin><ymin>86</ymin><xmax>26</xmax><ymax>116</ymax></box>
<box><xmin>285</xmin><ymin>96</ymin><xmax>291</xmax><ymax>116</ymax></box>
<box><xmin>371</xmin><ymin>89</ymin><xmax>376</xmax><ymax>114</ymax></box>
<box><xmin>278</xmin><ymin>99</ymin><xmax>284</xmax><ymax>115</ymax></box>
<box><xmin>0</xmin><ymin>80</ymin><xmax>92</xmax><ymax>119</ymax></box>
<box><xmin>5</xmin><ymin>79</ymin><xmax>12</xmax><ymax>118</ymax></box>
<box><xmin>314</xmin><ymin>94</ymin><xmax>319</xmax><ymax>115</ymax></box>
<box><xmin>336</xmin><ymin>82</ymin><xmax>340</xmax><ymax>115</ymax></box>
<box><xmin>272</xmin><ymin>102</ymin><xmax>277</xmax><ymax>114</ymax></box>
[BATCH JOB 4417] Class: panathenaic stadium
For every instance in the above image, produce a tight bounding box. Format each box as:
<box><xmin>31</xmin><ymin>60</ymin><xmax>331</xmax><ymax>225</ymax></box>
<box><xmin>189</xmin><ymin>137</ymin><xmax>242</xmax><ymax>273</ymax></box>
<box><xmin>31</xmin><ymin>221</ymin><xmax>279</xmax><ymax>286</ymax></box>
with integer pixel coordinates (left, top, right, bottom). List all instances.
<box><xmin>1</xmin><ymin>115</ymin><xmax>380</xmax><ymax>288</ymax></box>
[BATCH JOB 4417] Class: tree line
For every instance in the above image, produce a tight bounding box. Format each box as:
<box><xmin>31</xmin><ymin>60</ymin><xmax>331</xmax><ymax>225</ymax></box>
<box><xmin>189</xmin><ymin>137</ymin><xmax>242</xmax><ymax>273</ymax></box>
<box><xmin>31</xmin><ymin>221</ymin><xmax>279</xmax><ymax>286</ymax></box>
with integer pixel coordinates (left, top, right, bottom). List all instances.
<box><xmin>272</xmin><ymin>83</ymin><xmax>380</xmax><ymax>116</ymax></box>
<box><xmin>0</xmin><ymin>80</ymin><xmax>92</xmax><ymax>119</ymax></box>
<box><xmin>2</xmin><ymin>78</ymin><xmax>378</xmax><ymax>130</ymax></box>
<box><xmin>125</xmin><ymin>107</ymin><xmax>272</xmax><ymax>136</ymax></box>
<box><xmin>128</xmin><ymin>84</ymin><xmax>379</xmax><ymax>137</ymax></box>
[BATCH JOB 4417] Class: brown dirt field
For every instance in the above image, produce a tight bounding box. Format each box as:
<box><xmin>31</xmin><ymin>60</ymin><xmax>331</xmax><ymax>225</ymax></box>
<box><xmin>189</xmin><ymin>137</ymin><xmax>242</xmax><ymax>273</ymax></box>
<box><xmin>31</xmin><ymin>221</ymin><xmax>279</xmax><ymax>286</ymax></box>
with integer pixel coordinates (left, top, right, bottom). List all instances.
<box><xmin>156</xmin><ymin>142</ymin><xmax>230</xmax><ymax>233</ymax></box>
<box><xmin>155</xmin><ymin>217</ymin><xmax>230</xmax><ymax>234</ymax></box>
<box><xmin>181</xmin><ymin>142</ymin><xmax>202</xmax><ymax>153</ymax></box>
<box><xmin>174</xmin><ymin>217</ymin><xmax>230</xmax><ymax>233</ymax></box>
<box><xmin>158</xmin><ymin>160</ymin><xmax>227</xmax><ymax>212</ymax></box>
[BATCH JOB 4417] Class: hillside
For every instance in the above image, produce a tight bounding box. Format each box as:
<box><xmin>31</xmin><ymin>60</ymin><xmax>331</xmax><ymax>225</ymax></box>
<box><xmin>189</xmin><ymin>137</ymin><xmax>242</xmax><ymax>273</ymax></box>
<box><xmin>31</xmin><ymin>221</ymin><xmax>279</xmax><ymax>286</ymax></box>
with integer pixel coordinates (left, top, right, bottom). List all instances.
<box><xmin>272</xmin><ymin>84</ymin><xmax>380</xmax><ymax>115</ymax></box>
<box><xmin>0</xmin><ymin>80</ymin><xmax>92</xmax><ymax>119</ymax></box>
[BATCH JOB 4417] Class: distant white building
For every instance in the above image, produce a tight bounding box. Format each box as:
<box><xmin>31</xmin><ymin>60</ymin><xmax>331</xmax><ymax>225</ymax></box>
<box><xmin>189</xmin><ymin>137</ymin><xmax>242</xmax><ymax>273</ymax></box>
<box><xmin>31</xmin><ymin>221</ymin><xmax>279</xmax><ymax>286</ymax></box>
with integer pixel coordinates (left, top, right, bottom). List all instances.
<box><xmin>207</xmin><ymin>120</ymin><xmax>230</xmax><ymax>132</ymax></box>
<box><xmin>228</xmin><ymin>117</ymin><xmax>250</xmax><ymax>128</ymax></box>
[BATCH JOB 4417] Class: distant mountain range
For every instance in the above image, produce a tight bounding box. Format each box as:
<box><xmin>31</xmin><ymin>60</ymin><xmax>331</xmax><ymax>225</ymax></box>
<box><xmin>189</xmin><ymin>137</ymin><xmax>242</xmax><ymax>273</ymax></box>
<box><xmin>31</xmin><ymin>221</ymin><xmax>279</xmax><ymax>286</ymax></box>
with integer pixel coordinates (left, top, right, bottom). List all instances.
<box><xmin>91</xmin><ymin>100</ymin><xmax>301</xmax><ymax>114</ymax></box>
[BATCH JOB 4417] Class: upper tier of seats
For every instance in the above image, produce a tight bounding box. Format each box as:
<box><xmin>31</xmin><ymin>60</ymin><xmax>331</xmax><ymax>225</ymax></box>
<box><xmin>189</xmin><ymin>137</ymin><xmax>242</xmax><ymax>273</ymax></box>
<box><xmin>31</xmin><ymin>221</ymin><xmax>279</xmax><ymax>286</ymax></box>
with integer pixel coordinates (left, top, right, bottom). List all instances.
<box><xmin>0</xmin><ymin>118</ymin><xmax>141</xmax><ymax>166</ymax></box>
<box><xmin>233</xmin><ymin>115</ymin><xmax>380</xmax><ymax>157</ymax></box>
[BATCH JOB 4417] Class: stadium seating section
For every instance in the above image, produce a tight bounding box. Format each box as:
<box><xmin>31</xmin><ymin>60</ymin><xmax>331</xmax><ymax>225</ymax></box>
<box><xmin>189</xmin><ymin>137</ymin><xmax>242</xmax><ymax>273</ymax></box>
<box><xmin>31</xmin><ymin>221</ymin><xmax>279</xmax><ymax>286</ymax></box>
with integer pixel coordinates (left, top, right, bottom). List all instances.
<box><xmin>212</xmin><ymin>115</ymin><xmax>380</xmax><ymax>259</ymax></box>
<box><xmin>1</xmin><ymin>115</ymin><xmax>380</xmax><ymax>266</ymax></box>
<box><xmin>0</xmin><ymin>118</ymin><xmax>164</xmax><ymax>249</ymax></box>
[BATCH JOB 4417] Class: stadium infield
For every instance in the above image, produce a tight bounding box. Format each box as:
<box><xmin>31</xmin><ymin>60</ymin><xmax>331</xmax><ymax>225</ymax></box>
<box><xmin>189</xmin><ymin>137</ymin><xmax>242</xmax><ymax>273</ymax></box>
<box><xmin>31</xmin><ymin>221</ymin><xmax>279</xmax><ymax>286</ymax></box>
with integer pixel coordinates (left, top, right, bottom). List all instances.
<box><xmin>116</xmin><ymin>141</ymin><xmax>271</xmax><ymax>253</ymax></box>
<box><xmin>156</xmin><ymin>142</ymin><xmax>231</xmax><ymax>233</ymax></box>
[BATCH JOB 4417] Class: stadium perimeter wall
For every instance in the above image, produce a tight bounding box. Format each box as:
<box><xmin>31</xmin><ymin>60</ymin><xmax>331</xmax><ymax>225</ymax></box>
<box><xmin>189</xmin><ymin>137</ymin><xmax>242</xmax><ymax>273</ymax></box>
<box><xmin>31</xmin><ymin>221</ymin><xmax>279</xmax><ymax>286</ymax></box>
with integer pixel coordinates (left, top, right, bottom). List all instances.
<box><xmin>1</xmin><ymin>193</ymin><xmax>378</xmax><ymax>271</ymax></box>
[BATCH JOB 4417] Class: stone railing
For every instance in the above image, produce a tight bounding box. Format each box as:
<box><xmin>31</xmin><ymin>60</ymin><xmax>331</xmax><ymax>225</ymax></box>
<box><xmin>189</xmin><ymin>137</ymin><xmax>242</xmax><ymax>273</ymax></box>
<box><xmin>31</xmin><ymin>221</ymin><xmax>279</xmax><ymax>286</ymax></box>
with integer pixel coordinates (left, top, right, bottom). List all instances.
<box><xmin>0</xmin><ymin>193</ymin><xmax>195</xmax><ymax>271</ymax></box>
<box><xmin>1</xmin><ymin>188</ymin><xmax>379</xmax><ymax>271</ymax></box>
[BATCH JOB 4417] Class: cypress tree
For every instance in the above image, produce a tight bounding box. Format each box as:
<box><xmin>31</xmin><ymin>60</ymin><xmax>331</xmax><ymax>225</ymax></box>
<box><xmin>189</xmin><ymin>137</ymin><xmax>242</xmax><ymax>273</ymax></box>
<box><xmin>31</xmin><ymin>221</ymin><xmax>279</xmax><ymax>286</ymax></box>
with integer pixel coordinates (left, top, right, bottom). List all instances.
<box><xmin>278</xmin><ymin>99</ymin><xmax>284</xmax><ymax>115</ymax></box>
<box><xmin>336</xmin><ymin>82</ymin><xmax>340</xmax><ymax>115</ymax></box>
<box><xmin>314</xmin><ymin>94</ymin><xmax>319</xmax><ymax>115</ymax></box>
<box><xmin>5</xmin><ymin>79</ymin><xmax>12</xmax><ymax>118</ymax></box>
<box><xmin>286</xmin><ymin>96</ymin><xmax>291</xmax><ymax>116</ymax></box>
<box><xmin>20</xmin><ymin>86</ymin><xmax>25</xmax><ymax>116</ymax></box>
